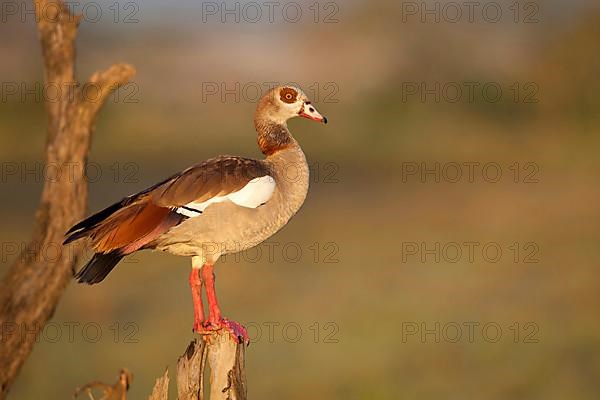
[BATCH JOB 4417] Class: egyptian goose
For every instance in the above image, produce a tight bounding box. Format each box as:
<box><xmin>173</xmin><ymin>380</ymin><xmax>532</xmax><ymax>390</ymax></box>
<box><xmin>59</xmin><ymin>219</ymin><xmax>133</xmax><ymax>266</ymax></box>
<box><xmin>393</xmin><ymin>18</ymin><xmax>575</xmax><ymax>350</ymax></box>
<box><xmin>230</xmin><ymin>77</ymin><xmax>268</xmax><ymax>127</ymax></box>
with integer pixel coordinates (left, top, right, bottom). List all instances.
<box><xmin>64</xmin><ymin>86</ymin><xmax>327</xmax><ymax>343</ymax></box>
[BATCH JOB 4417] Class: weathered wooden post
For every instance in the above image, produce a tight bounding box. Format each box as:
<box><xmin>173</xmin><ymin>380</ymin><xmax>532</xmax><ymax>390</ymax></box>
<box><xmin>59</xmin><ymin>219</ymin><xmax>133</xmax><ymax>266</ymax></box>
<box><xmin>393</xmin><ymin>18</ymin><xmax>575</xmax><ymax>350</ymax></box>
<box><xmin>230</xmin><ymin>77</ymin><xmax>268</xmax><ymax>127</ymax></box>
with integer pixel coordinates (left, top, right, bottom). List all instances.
<box><xmin>148</xmin><ymin>332</ymin><xmax>247</xmax><ymax>400</ymax></box>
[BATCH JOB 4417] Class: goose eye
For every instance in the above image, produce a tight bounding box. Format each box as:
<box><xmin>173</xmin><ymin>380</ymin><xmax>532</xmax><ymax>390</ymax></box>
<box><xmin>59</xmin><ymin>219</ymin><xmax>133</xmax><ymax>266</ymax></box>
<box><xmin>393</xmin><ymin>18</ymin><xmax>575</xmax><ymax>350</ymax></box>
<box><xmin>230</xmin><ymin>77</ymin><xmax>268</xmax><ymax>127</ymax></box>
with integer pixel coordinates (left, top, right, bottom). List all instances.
<box><xmin>280</xmin><ymin>88</ymin><xmax>298</xmax><ymax>104</ymax></box>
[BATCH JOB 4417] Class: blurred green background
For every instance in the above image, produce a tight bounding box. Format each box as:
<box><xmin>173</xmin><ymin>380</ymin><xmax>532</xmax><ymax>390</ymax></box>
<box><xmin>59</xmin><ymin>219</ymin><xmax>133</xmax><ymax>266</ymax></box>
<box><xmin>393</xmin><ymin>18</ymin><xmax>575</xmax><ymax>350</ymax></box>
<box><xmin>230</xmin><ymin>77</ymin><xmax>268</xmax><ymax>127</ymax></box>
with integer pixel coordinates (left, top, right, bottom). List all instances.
<box><xmin>1</xmin><ymin>0</ymin><xmax>600</xmax><ymax>398</ymax></box>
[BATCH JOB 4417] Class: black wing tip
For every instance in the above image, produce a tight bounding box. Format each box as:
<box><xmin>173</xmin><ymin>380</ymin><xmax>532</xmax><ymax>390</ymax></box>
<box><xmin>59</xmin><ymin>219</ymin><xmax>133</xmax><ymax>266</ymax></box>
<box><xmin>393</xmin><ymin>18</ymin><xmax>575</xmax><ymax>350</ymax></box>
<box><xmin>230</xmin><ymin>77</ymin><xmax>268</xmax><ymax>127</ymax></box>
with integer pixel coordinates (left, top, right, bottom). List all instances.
<box><xmin>75</xmin><ymin>274</ymin><xmax>100</xmax><ymax>285</ymax></box>
<box><xmin>65</xmin><ymin>196</ymin><xmax>134</xmax><ymax>243</ymax></box>
<box><xmin>74</xmin><ymin>251</ymin><xmax>124</xmax><ymax>285</ymax></box>
<box><xmin>63</xmin><ymin>230</ymin><xmax>86</xmax><ymax>245</ymax></box>
<box><xmin>65</xmin><ymin>222</ymin><xmax>85</xmax><ymax>236</ymax></box>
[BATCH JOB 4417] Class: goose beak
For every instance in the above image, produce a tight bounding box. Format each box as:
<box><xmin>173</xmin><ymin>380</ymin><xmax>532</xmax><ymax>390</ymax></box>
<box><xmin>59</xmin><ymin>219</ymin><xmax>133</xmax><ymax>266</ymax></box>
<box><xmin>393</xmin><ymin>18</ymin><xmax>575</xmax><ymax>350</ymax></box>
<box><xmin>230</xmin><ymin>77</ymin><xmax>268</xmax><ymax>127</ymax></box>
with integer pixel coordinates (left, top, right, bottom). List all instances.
<box><xmin>299</xmin><ymin>102</ymin><xmax>328</xmax><ymax>124</ymax></box>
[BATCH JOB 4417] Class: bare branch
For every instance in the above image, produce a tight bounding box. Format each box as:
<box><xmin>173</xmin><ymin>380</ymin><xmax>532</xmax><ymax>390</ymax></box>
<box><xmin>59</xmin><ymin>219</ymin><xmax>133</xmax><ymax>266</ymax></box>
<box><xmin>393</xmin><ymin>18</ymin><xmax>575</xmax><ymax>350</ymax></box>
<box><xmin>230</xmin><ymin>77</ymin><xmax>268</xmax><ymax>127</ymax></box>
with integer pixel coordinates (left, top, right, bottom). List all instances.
<box><xmin>0</xmin><ymin>1</ymin><xmax>135</xmax><ymax>397</ymax></box>
<box><xmin>82</xmin><ymin>64</ymin><xmax>136</xmax><ymax>116</ymax></box>
<box><xmin>73</xmin><ymin>369</ymin><xmax>132</xmax><ymax>400</ymax></box>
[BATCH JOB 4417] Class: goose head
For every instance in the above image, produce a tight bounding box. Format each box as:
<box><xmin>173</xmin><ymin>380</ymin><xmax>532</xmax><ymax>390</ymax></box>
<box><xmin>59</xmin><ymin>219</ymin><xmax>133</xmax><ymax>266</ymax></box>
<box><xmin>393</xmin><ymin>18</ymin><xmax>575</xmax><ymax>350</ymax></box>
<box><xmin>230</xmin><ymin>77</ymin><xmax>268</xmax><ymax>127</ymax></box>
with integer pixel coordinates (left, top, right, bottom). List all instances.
<box><xmin>256</xmin><ymin>85</ymin><xmax>328</xmax><ymax>126</ymax></box>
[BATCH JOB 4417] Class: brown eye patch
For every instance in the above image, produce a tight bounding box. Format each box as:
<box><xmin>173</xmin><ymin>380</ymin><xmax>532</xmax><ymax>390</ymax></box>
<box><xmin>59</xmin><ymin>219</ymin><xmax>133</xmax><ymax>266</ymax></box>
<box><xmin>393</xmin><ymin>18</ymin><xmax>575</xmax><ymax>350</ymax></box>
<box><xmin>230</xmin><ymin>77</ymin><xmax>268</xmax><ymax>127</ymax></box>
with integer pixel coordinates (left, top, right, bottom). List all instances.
<box><xmin>279</xmin><ymin>87</ymin><xmax>298</xmax><ymax>104</ymax></box>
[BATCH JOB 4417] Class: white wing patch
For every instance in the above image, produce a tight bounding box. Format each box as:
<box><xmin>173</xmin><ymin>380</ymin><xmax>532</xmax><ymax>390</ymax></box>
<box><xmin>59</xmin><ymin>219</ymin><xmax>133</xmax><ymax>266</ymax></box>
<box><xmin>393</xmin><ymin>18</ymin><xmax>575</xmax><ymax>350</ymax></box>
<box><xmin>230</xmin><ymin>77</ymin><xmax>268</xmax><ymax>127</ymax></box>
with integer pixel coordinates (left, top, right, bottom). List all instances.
<box><xmin>175</xmin><ymin>175</ymin><xmax>276</xmax><ymax>218</ymax></box>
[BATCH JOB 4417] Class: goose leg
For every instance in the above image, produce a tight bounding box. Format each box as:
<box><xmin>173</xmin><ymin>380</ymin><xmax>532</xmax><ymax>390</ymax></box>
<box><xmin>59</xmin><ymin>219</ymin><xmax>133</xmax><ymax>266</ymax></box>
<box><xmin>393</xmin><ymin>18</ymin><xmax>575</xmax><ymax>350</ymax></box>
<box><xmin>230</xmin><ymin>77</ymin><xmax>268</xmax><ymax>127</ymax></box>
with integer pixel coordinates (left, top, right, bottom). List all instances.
<box><xmin>201</xmin><ymin>263</ymin><xmax>249</xmax><ymax>345</ymax></box>
<box><xmin>189</xmin><ymin>268</ymin><xmax>205</xmax><ymax>333</ymax></box>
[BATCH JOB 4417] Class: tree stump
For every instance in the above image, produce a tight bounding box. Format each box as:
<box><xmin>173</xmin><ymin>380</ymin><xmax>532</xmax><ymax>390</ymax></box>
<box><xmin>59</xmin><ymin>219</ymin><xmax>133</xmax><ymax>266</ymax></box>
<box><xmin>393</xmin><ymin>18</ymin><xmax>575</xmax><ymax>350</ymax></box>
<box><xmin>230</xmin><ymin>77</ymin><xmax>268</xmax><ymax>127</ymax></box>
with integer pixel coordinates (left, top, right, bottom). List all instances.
<box><xmin>148</xmin><ymin>332</ymin><xmax>247</xmax><ymax>400</ymax></box>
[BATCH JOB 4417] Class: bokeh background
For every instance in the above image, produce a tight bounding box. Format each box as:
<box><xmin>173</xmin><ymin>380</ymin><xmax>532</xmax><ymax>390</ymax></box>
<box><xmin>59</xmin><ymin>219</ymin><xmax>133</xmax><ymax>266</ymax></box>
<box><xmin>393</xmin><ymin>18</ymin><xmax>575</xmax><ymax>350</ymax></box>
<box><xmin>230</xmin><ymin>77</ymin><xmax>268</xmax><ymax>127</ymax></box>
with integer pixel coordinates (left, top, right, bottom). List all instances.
<box><xmin>1</xmin><ymin>0</ymin><xmax>600</xmax><ymax>398</ymax></box>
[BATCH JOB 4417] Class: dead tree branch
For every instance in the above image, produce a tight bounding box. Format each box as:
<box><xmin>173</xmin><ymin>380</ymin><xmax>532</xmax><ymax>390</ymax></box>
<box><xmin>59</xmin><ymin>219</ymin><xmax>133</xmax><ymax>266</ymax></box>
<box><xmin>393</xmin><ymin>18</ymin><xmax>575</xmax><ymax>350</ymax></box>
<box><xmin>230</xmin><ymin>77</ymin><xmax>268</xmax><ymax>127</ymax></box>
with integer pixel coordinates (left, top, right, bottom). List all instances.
<box><xmin>0</xmin><ymin>0</ymin><xmax>135</xmax><ymax>397</ymax></box>
<box><xmin>73</xmin><ymin>369</ymin><xmax>133</xmax><ymax>400</ymax></box>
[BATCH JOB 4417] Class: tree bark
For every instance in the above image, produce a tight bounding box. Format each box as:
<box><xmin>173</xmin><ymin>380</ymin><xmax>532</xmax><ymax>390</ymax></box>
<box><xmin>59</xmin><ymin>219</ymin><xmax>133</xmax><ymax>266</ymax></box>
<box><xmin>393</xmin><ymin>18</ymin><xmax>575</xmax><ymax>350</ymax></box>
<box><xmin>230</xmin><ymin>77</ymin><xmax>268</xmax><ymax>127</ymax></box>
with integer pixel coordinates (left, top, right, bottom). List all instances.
<box><xmin>0</xmin><ymin>1</ymin><xmax>135</xmax><ymax>397</ymax></box>
<box><xmin>176</xmin><ymin>339</ymin><xmax>208</xmax><ymax>400</ymax></box>
<box><xmin>205</xmin><ymin>333</ymin><xmax>247</xmax><ymax>400</ymax></box>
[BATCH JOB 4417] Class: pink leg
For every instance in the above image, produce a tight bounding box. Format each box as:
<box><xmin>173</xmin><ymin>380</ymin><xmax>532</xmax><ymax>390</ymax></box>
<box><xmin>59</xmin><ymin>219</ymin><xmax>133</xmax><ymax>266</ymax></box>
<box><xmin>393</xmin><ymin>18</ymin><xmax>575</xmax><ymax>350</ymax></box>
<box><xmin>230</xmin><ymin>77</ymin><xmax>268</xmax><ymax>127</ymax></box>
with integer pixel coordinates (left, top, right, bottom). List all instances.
<box><xmin>201</xmin><ymin>263</ymin><xmax>249</xmax><ymax>344</ymax></box>
<box><xmin>201</xmin><ymin>263</ymin><xmax>221</xmax><ymax>323</ymax></box>
<box><xmin>189</xmin><ymin>269</ymin><xmax>204</xmax><ymax>333</ymax></box>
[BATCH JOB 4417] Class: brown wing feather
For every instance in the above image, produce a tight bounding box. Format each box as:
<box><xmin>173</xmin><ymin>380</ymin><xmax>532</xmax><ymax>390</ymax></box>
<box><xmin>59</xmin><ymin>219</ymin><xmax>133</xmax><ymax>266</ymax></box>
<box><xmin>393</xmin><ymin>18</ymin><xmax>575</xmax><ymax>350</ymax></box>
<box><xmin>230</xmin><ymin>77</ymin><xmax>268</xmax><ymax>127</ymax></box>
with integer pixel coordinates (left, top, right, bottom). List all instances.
<box><xmin>65</xmin><ymin>156</ymin><xmax>271</xmax><ymax>255</ymax></box>
<box><xmin>91</xmin><ymin>202</ymin><xmax>173</xmax><ymax>253</ymax></box>
<box><xmin>151</xmin><ymin>156</ymin><xmax>271</xmax><ymax>206</ymax></box>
